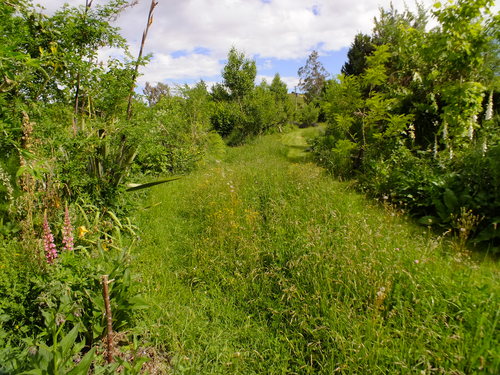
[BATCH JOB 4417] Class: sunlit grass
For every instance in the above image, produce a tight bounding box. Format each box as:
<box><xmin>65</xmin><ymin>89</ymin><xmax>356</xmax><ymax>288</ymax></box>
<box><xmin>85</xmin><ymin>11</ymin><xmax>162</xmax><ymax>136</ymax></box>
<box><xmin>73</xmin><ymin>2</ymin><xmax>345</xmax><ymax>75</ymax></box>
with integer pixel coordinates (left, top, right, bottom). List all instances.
<box><xmin>133</xmin><ymin>132</ymin><xmax>499</xmax><ymax>374</ymax></box>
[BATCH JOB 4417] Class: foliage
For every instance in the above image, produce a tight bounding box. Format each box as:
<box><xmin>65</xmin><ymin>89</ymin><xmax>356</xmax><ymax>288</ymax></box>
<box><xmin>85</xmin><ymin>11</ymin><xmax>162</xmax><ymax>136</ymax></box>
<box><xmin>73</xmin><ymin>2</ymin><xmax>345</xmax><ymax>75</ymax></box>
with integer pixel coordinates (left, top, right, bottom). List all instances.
<box><xmin>313</xmin><ymin>0</ymin><xmax>499</xmax><ymax>246</ymax></box>
<box><xmin>297</xmin><ymin>102</ymin><xmax>319</xmax><ymax>128</ymax></box>
<box><xmin>133</xmin><ymin>81</ymin><xmax>214</xmax><ymax>174</ymax></box>
<box><xmin>142</xmin><ymin>82</ymin><xmax>170</xmax><ymax>106</ymax></box>
<box><xmin>341</xmin><ymin>33</ymin><xmax>375</xmax><ymax>76</ymax></box>
<box><xmin>0</xmin><ymin>201</ymin><xmax>148</xmax><ymax>373</ymax></box>
<box><xmin>211</xmin><ymin>51</ymin><xmax>294</xmax><ymax>143</ymax></box>
<box><xmin>221</xmin><ymin>47</ymin><xmax>257</xmax><ymax>102</ymax></box>
<box><xmin>297</xmin><ymin>50</ymin><xmax>328</xmax><ymax>103</ymax></box>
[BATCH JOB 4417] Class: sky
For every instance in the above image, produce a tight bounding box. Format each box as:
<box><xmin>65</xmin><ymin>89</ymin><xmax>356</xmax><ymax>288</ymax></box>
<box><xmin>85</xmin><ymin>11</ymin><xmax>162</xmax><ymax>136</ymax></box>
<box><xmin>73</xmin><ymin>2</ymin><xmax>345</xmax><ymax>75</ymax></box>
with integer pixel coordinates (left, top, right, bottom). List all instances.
<box><xmin>39</xmin><ymin>0</ymin><xmax>442</xmax><ymax>91</ymax></box>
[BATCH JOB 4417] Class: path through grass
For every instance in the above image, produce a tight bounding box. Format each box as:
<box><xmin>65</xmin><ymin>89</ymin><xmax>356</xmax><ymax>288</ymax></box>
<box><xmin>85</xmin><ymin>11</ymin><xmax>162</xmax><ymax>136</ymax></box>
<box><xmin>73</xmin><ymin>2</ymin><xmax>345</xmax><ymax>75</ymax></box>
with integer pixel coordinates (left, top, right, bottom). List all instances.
<box><xmin>133</xmin><ymin>132</ymin><xmax>499</xmax><ymax>374</ymax></box>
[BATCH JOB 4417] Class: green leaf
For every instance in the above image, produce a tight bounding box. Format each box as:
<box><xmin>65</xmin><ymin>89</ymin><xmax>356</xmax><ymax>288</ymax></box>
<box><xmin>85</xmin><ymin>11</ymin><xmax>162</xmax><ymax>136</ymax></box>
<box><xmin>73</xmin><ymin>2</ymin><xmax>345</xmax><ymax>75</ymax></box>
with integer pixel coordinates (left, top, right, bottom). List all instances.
<box><xmin>125</xmin><ymin>176</ymin><xmax>182</xmax><ymax>192</ymax></box>
<box><xmin>128</xmin><ymin>295</ymin><xmax>149</xmax><ymax>310</ymax></box>
<box><xmin>19</xmin><ymin>370</ymin><xmax>44</xmax><ymax>375</ymax></box>
<box><xmin>67</xmin><ymin>347</ymin><xmax>96</xmax><ymax>375</ymax></box>
<box><xmin>60</xmin><ymin>324</ymin><xmax>79</xmax><ymax>358</ymax></box>
<box><xmin>443</xmin><ymin>188</ymin><xmax>458</xmax><ymax>212</ymax></box>
<box><xmin>433</xmin><ymin>199</ymin><xmax>449</xmax><ymax>221</ymax></box>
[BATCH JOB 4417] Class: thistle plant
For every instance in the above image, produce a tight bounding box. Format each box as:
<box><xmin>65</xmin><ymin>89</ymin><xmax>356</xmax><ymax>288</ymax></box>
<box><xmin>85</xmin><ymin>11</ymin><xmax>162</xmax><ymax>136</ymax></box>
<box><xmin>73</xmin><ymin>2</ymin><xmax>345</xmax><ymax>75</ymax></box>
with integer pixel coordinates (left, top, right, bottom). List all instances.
<box><xmin>43</xmin><ymin>211</ymin><xmax>58</xmax><ymax>264</ymax></box>
<box><xmin>62</xmin><ymin>204</ymin><xmax>74</xmax><ymax>252</ymax></box>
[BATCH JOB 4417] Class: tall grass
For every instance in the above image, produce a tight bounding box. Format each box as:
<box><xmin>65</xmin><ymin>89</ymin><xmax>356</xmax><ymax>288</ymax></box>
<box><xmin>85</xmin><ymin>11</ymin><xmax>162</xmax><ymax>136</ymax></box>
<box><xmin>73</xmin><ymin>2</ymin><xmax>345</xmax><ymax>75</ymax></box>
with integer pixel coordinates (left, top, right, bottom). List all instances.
<box><xmin>133</xmin><ymin>133</ymin><xmax>499</xmax><ymax>374</ymax></box>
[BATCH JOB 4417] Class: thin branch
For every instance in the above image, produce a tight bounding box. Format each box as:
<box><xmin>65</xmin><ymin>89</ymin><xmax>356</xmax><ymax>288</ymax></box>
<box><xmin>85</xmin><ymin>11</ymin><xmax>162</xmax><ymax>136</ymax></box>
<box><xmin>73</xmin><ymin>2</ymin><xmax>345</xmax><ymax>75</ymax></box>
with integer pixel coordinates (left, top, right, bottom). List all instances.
<box><xmin>126</xmin><ymin>0</ymin><xmax>158</xmax><ymax>120</ymax></box>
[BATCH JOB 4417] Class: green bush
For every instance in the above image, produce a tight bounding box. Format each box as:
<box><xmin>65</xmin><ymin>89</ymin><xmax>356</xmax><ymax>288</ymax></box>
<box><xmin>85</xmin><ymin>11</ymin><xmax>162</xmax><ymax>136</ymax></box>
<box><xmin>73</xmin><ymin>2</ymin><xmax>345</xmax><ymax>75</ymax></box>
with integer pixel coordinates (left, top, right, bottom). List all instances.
<box><xmin>357</xmin><ymin>143</ymin><xmax>500</xmax><ymax>250</ymax></box>
<box><xmin>297</xmin><ymin>102</ymin><xmax>320</xmax><ymax>127</ymax></box>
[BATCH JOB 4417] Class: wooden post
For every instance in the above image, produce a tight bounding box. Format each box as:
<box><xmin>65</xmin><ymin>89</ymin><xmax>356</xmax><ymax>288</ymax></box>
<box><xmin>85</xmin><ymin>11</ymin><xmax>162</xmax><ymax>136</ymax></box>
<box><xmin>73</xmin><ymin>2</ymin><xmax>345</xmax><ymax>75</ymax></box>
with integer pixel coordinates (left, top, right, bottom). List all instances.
<box><xmin>102</xmin><ymin>275</ymin><xmax>113</xmax><ymax>363</ymax></box>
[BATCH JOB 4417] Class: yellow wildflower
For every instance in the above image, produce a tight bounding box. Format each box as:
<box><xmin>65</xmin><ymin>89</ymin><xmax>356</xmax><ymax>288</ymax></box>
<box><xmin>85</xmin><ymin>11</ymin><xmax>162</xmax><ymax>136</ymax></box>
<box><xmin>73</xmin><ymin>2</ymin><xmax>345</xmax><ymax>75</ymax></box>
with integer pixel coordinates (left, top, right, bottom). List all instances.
<box><xmin>78</xmin><ymin>226</ymin><xmax>89</xmax><ymax>238</ymax></box>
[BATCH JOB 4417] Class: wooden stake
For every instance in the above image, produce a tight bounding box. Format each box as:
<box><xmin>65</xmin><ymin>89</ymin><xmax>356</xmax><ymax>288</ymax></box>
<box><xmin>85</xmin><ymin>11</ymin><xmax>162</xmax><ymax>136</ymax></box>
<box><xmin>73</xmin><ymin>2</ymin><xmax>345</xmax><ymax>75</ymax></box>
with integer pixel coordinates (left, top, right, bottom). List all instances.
<box><xmin>102</xmin><ymin>275</ymin><xmax>113</xmax><ymax>363</ymax></box>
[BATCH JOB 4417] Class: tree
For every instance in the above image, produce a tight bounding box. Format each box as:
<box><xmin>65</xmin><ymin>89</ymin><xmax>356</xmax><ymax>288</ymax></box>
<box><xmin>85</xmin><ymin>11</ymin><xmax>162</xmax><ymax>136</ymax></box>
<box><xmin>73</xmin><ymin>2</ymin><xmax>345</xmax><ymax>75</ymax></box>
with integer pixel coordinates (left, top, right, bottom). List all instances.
<box><xmin>269</xmin><ymin>73</ymin><xmax>294</xmax><ymax>129</ymax></box>
<box><xmin>297</xmin><ymin>50</ymin><xmax>328</xmax><ymax>103</ymax></box>
<box><xmin>341</xmin><ymin>33</ymin><xmax>375</xmax><ymax>76</ymax></box>
<box><xmin>221</xmin><ymin>47</ymin><xmax>256</xmax><ymax>102</ymax></box>
<box><xmin>269</xmin><ymin>73</ymin><xmax>288</xmax><ymax>101</ymax></box>
<box><xmin>143</xmin><ymin>82</ymin><xmax>170</xmax><ymax>106</ymax></box>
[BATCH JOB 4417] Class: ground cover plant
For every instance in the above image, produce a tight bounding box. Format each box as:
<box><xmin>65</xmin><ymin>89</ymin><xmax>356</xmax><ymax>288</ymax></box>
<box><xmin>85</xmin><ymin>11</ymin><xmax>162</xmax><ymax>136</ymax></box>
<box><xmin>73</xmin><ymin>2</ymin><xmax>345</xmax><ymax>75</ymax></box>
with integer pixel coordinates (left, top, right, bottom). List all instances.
<box><xmin>133</xmin><ymin>133</ymin><xmax>499</xmax><ymax>374</ymax></box>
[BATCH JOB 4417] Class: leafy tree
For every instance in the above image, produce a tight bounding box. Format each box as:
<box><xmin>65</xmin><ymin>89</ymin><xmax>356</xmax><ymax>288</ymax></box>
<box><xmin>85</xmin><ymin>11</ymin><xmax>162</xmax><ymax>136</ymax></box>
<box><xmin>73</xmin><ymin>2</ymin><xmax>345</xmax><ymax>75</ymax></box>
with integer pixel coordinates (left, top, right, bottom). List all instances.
<box><xmin>297</xmin><ymin>50</ymin><xmax>328</xmax><ymax>103</ymax></box>
<box><xmin>221</xmin><ymin>47</ymin><xmax>256</xmax><ymax>103</ymax></box>
<box><xmin>341</xmin><ymin>33</ymin><xmax>375</xmax><ymax>76</ymax></box>
<box><xmin>143</xmin><ymin>82</ymin><xmax>170</xmax><ymax>106</ymax></box>
<box><xmin>269</xmin><ymin>73</ymin><xmax>288</xmax><ymax>100</ymax></box>
<box><xmin>269</xmin><ymin>73</ymin><xmax>294</xmax><ymax>129</ymax></box>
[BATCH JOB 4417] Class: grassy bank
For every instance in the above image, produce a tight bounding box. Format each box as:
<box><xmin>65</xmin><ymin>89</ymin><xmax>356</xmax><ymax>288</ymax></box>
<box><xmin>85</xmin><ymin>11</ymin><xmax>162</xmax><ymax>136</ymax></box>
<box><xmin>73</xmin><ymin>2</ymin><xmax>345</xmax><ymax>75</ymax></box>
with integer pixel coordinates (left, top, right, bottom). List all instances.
<box><xmin>133</xmin><ymin>133</ymin><xmax>499</xmax><ymax>374</ymax></box>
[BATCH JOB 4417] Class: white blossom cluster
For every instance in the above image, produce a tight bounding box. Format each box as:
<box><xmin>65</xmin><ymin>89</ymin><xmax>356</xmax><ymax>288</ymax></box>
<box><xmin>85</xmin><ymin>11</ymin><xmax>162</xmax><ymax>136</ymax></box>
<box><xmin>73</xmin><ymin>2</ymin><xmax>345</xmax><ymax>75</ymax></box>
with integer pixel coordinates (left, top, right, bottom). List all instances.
<box><xmin>0</xmin><ymin>166</ymin><xmax>14</xmax><ymax>203</ymax></box>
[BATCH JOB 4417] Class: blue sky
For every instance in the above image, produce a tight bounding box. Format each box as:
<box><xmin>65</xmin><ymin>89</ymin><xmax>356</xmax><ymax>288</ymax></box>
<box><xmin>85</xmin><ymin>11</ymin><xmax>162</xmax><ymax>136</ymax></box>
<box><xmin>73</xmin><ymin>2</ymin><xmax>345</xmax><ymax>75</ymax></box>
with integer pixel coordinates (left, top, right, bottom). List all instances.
<box><xmin>42</xmin><ymin>0</ymin><xmax>441</xmax><ymax>91</ymax></box>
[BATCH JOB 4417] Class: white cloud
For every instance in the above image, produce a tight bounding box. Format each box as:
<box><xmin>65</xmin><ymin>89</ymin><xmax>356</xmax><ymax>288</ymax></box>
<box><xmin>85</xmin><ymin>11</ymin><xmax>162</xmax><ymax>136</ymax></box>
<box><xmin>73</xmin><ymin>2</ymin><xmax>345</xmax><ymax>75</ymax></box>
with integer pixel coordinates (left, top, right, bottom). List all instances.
<box><xmin>111</xmin><ymin>0</ymin><xmax>439</xmax><ymax>60</ymax></box>
<box><xmin>136</xmin><ymin>52</ymin><xmax>223</xmax><ymax>85</ymax></box>
<box><xmin>34</xmin><ymin>0</ymin><xmax>500</xmax><ymax>86</ymax></box>
<box><xmin>37</xmin><ymin>0</ymin><xmax>437</xmax><ymax>86</ymax></box>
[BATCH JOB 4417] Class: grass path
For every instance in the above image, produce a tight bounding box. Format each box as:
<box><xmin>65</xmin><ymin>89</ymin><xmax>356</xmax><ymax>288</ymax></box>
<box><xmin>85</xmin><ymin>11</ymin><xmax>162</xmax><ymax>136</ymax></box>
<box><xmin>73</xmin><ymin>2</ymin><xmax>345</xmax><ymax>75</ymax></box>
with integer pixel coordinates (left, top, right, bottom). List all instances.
<box><xmin>133</xmin><ymin>132</ymin><xmax>499</xmax><ymax>374</ymax></box>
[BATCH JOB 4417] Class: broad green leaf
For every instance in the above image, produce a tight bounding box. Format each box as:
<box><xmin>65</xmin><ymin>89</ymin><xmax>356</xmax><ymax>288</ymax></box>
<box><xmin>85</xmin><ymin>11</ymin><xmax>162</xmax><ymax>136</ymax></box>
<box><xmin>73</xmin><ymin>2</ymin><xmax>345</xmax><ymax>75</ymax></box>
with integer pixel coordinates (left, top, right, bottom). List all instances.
<box><xmin>443</xmin><ymin>188</ymin><xmax>458</xmax><ymax>211</ymax></box>
<box><xmin>67</xmin><ymin>347</ymin><xmax>96</xmax><ymax>375</ymax></box>
<box><xmin>60</xmin><ymin>324</ymin><xmax>79</xmax><ymax>358</ymax></box>
<box><xmin>126</xmin><ymin>176</ymin><xmax>182</xmax><ymax>192</ymax></box>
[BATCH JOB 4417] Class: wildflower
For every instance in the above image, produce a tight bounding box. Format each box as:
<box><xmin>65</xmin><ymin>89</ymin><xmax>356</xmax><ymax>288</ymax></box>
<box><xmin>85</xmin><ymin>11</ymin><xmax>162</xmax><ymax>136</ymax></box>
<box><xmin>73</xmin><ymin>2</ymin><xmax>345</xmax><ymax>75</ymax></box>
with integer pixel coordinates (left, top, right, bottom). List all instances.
<box><xmin>43</xmin><ymin>212</ymin><xmax>58</xmax><ymax>264</ymax></box>
<box><xmin>485</xmin><ymin>91</ymin><xmax>493</xmax><ymax>121</ymax></box>
<box><xmin>408</xmin><ymin>123</ymin><xmax>415</xmax><ymax>140</ymax></box>
<box><xmin>482</xmin><ymin>139</ymin><xmax>488</xmax><ymax>155</ymax></box>
<box><xmin>442</xmin><ymin>121</ymin><xmax>448</xmax><ymax>141</ymax></box>
<box><xmin>433</xmin><ymin>136</ymin><xmax>438</xmax><ymax>159</ymax></box>
<box><xmin>78</xmin><ymin>226</ymin><xmax>89</xmax><ymax>238</ymax></box>
<box><xmin>468</xmin><ymin>115</ymin><xmax>476</xmax><ymax>140</ymax></box>
<box><xmin>414</xmin><ymin>259</ymin><xmax>420</xmax><ymax>264</ymax></box>
<box><xmin>376</xmin><ymin>287</ymin><xmax>386</xmax><ymax>298</ymax></box>
<box><xmin>62</xmin><ymin>204</ymin><xmax>74</xmax><ymax>251</ymax></box>
<box><xmin>0</xmin><ymin>166</ymin><xmax>13</xmax><ymax>200</ymax></box>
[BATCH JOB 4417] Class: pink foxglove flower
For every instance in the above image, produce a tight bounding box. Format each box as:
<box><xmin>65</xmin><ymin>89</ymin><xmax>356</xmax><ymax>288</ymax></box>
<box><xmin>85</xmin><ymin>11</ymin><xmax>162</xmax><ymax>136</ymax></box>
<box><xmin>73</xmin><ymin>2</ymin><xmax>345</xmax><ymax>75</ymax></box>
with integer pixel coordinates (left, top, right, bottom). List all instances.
<box><xmin>43</xmin><ymin>212</ymin><xmax>58</xmax><ymax>264</ymax></box>
<box><xmin>62</xmin><ymin>204</ymin><xmax>74</xmax><ymax>252</ymax></box>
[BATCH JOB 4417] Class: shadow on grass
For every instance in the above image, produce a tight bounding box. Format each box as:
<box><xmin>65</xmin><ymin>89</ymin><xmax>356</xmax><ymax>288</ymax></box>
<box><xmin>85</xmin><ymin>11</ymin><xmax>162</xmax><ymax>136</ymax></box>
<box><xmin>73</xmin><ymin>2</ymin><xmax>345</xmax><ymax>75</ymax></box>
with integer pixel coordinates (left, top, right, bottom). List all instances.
<box><xmin>281</xmin><ymin>126</ymin><xmax>323</xmax><ymax>163</ymax></box>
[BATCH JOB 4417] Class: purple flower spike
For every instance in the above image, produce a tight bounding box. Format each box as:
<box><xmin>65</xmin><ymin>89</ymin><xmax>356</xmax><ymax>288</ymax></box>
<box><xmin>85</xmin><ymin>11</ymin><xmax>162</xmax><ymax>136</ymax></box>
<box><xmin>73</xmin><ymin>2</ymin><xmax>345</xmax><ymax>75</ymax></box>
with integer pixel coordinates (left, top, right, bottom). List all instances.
<box><xmin>62</xmin><ymin>204</ymin><xmax>74</xmax><ymax>252</ymax></box>
<box><xmin>43</xmin><ymin>212</ymin><xmax>58</xmax><ymax>264</ymax></box>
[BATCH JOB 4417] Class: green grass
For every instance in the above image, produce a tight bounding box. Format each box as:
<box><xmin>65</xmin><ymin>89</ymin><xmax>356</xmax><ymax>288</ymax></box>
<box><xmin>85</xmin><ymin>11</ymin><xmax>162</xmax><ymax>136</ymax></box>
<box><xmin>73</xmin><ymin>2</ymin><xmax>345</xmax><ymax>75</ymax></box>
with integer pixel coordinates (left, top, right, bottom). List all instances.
<box><xmin>133</xmin><ymin>132</ymin><xmax>499</xmax><ymax>374</ymax></box>
<box><xmin>281</xmin><ymin>125</ymin><xmax>323</xmax><ymax>162</ymax></box>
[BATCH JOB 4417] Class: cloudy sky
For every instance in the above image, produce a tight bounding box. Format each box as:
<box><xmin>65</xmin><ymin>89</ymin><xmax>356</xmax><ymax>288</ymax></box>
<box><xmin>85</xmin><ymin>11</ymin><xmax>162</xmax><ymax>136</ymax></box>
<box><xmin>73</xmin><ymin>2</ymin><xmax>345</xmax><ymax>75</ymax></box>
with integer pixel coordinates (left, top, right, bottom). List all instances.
<box><xmin>39</xmin><ymin>0</ymin><xmax>440</xmax><ymax>91</ymax></box>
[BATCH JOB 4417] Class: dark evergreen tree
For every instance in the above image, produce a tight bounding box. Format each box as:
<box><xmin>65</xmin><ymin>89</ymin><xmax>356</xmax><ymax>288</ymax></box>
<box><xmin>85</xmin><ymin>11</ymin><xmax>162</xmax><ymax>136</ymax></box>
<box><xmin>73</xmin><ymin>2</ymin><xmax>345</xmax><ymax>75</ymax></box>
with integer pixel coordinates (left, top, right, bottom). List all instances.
<box><xmin>341</xmin><ymin>33</ymin><xmax>375</xmax><ymax>76</ymax></box>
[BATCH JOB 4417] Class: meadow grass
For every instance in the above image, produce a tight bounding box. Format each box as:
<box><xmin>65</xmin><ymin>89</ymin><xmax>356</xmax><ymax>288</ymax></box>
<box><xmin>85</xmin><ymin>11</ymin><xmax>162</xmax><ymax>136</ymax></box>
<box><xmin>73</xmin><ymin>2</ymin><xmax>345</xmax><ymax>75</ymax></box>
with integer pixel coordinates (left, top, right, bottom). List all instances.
<box><xmin>133</xmin><ymin>132</ymin><xmax>499</xmax><ymax>374</ymax></box>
